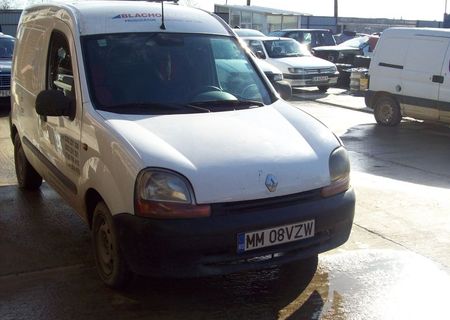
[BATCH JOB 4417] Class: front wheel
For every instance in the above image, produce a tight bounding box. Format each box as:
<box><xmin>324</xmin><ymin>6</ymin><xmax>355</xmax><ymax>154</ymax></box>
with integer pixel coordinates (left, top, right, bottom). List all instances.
<box><xmin>374</xmin><ymin>96</ymin><xmax>402</xmax><ymax>126</ymax></box>
<box><xmin>92</xmin><ymin>201</ymin><xmax>133</xmax><ymax>288</ymax></box>
<box><xmin>14</xmin><ymin>134</ymin><xmax>42</xmax><ymax>190</ymax></box>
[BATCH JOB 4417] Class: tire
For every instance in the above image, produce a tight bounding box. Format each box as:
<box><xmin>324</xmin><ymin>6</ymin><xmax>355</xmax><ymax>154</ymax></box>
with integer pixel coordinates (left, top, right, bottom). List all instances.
<box><xmin>14</xmin><ymin>134</ymin><xmax>43</xmax><ymax>190</ymax></box>
<box><xmin>374</xmin><ymin>95</ymin><xmax>402</xmax><ymax>126</ymax></box>
<box><xmin>92</xmin><ymin>201</ymin><xmax>133</xmax><ymax>288</ymax></box>
<box><xmin>318</xmin><ymin>86</ymin><xmax>329</xmax><ymax>93</ymax></box>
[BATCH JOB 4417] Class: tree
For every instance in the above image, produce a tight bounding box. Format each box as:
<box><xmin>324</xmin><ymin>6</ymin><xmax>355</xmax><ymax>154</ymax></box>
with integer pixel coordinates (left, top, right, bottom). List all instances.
<box><xmin>0</xmin><ymin>0</ymin><xmax>12</xmax><ymax>10</ymax></box>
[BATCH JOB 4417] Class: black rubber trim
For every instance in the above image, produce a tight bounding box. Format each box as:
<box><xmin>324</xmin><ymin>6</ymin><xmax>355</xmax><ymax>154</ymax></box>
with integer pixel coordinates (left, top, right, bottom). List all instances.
<box><xmin>378</xmin><ymin>62</ymin><xmax>404</xmax><ymax>70</ymax></box>
<box><xmin>366</xmin><ymin>90</ymin><xmax>450</xmax><ymax>112</ymax></box>
<box><xmin>22</xmin><ymin>136</ymin><xmax>78</xmax><ymax>195</ymax></box>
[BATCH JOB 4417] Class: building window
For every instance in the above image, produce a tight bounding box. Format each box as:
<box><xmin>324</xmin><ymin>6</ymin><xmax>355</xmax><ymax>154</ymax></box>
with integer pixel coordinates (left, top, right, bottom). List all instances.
<box><xmin>282</xmin><ymin>15</ymin><xmax>298</xmax><ymax>29</ymax></box>
<box><xmin>241</xmin><ymin>11</ymin><xmax>252</xmax><ymax>29</ymax></box>
<box><xmin>252</xmin><ymin>13</ymin><xmax>265</xmax><ymax>32</ymax></box>
<box><xmin>267</xmin><ymin>15</ymin><xmax>282</xmax><ymax>33</ymax></box>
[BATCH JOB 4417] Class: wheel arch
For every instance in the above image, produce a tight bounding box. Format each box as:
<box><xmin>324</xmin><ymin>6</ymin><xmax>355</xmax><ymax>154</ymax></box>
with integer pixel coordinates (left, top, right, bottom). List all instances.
<box><xmin>10</xmin><ymin>122</ymin><xmax>17</xmax><ymax>143</ymax></box>
<box><xmin>85</xmin><ymin>188</ymin><xmax>104</xmax><ymax>229</ymax></box>
<box><xmin>371</xmin><ymin>91</ymin><xmax>399</xmax><ymax>108</ymax></box>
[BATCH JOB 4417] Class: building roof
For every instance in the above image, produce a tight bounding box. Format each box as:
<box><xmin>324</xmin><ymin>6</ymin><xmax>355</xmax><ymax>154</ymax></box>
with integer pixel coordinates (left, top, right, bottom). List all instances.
<box><xmin>215</xmin><ymin>4</ymin><xmax>309</xmax><ymax>16</ymax></box>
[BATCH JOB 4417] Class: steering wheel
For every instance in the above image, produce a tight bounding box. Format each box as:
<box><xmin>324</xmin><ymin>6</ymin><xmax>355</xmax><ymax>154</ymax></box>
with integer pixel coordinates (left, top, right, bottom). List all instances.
<box><xmin>190</xmin><ymin>85</ymin><xmax>222</xmax><ymax>99</ymax></box>
<box><xmin>240</xmin><ymin>84</ymin><xmax>258</xmax><ymax>99</ymax></box>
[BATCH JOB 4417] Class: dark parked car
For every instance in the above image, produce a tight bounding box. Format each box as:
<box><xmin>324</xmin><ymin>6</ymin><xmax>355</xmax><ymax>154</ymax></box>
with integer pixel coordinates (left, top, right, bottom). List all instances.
<box><xmin>0</xmin><ymin>33</ymin><xmax>14</xmax><ymax>103</ymax></box>
<box><xmin>269</xmin><ymin>29</ymin><xmax>336</xmax><ymax>51</ymax></box>
<box><xmin>234</xmin><ymin>28</ymin><xmax>265</xmax><ymax>37</ymax></box>
<box><xmin>312</xmin><ymin>35</ymin><xmax>379</xmax><ymax>86</ymax></box>
<box><xmin>312</xmin><ymin>35</ymin><xmax>379</xmax><ymax>65</ymax></box>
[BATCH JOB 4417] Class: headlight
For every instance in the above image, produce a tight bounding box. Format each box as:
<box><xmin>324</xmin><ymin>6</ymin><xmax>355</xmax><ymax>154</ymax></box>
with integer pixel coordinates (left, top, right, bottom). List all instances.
<box><xmin>272</xmin><ymin>73</ymin><xmax>283</xmax><ymax>81</ymax></box>
<box><xmin>288</xmin><ymin>67</ymin><xmax>306</xmax><ymax>74</ymax></box>
<box><xmin>321</xmin><ymin>147</ymin><xmax>350</xmax><ymax>197</ymax></box>
<box><xmin>135</xmin><ymin>169</ymin><xmax>211</xmax><ymax>218</ymax></box>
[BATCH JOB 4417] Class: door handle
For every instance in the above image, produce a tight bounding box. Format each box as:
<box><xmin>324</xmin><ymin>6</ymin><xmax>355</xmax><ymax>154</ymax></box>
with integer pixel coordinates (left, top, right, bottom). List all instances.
<box><xmin>432</xmin><ymin>75</ymin><xmax>444</xmax><ymax>84</ymax></box>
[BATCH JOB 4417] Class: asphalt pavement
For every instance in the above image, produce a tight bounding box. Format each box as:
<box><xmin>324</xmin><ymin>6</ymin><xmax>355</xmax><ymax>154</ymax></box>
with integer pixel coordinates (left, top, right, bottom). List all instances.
<box><xmin>2</xmin><ymin>92</ymin><xmax>450</xmax><ymax>320</ymax></box>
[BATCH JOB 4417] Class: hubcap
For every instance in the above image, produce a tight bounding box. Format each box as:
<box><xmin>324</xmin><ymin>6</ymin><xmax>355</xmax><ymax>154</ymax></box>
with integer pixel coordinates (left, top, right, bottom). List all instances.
<box><xmin>96</xmin><ymin>217</ymin><xmax>114</xmax><ymax>276</ymax></box>
<box><xmin>379</xmin><ymin>104</ymin><xmax>394</xmax><ymax>123</ymax></box>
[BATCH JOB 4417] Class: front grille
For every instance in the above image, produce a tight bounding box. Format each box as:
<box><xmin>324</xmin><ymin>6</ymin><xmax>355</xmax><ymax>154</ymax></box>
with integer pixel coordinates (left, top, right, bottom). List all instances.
<box><xmin>0</xmin><ymin>74</ymin><xmax>11</xmax><ymax>87</ymax></box>
<box><xmin>303</xmin><ymin>67</ymin><xmax>336</xmax><ymax>74</ymax></box>
<box><xmin>211</xmin><ymin>188</ymin><xmax>322</xmax><ymax>216</ymax></box>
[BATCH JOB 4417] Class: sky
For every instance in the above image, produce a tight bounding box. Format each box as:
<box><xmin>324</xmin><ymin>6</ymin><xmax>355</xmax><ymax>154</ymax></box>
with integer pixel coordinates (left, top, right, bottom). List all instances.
<box><xmin>189</xmin><ymin>0</ymin><xmax>447</xmax><ymax>21</ymax></box>
<box><xmin>11</xmin><ymin>0</ymin><xmax>447</xmax><ymax>22</ymax></box>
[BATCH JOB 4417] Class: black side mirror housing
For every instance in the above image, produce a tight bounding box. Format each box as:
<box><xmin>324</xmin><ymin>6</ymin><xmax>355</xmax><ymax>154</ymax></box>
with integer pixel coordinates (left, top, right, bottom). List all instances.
<box><xmin>35</xmin><ymin>90</ymin><xmax>75</xmax><ymax>120</ymax></box>
<box><xmin>256</xmin><ymin>50</ymin><xmax>266</xmax><ymax>59</ymax></box>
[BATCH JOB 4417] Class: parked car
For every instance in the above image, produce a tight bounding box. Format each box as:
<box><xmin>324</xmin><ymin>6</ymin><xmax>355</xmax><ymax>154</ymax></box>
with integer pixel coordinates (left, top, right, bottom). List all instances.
<box><xmin>10</xmin><ymin>1</ymin><xmax>355</xmax><ymax>288</ymax></box>
<box><xmin>312</xmin><ymin>35</ymin><xmax>379</xmax><ymax>64</ymax></box>
<box><xmin>0</xmin><ymin>33</ymin><xmax>14</xmax><ymax>102</ymax></box>
<box><xmin>366</xmin><ymin>27</ymin><xmax>450</xmax><ymax>126</ymax></box>
<box><xmin>255</xmin><ymin>58</ymin><xmax>292</xmax><ymax>99</ymax></box>
<box><xmin>222</xmin><ymin>32</ymin><xmax>292</xmax><ymax>99</ymax></box>
<box><xmin>243</xmin><ymin>36</ymin><xmax>339</xmax><ymax>92</ymax></box>
<box><xmin>333</xmin><ymin>30</ymin><xmax>358</xmax><ymax>44</ymax></box>
<box><xmin>234</xmin><ymin>28</ymin><xmax>265</xmax><ymax>37</ymax></box>
<box><xmin>269</xmin><ymin>29</ymin><xmax>336</xmax><ymax>50</ymax></box>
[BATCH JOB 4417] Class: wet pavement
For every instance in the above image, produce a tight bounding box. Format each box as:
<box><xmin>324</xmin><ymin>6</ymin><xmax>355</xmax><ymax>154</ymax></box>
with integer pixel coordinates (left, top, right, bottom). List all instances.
<box><xmin>1</xmin><ymin>97</ymin><xmax>450</xmax><ymax>319</ymax></box>
<box><xmin>1</xmin><ymin>247</ymin><xmax>448</xmax><ymax>320</ymax></box>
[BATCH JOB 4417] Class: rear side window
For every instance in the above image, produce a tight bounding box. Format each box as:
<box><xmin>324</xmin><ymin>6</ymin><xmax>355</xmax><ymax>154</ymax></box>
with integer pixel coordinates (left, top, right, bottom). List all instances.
<box><xmin>47</xmin><ymin>32</ymin><xmax>75</xmax><ymax>100</ymax></box>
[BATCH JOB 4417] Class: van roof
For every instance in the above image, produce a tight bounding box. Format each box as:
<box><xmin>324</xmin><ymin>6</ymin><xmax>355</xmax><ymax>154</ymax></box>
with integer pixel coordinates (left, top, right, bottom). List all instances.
<box><xmin>383</xmin><ymin>27</ymin><xmax>450</xmax><ymax>38</ymax></box>
<box><xmin>23</xmin><ymin>1</ymin><xmax>231</xmax><ymax>36</ymax></box>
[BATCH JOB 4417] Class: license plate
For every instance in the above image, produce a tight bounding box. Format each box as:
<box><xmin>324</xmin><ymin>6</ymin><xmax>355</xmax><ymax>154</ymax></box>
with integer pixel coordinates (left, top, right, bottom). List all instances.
<box><xmin>313</xmin><ymin>76</ymin><xmax>328</xmax><ymax>82</ymax></box>
<box><xmin>0</xmin><ymin>90</ymin><xmax>10</xmax><ymax>97</ymax></box>
<box><xmin>237</xmin><ymin>220</ymin><xmax>315</xmax><ymax>253</ymax></box>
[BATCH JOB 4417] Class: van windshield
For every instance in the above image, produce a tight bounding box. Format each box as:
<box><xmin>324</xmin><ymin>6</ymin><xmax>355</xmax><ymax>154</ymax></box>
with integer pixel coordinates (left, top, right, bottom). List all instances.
<box><xmin>82</xmin><ymin>33</ymin><xmax>272</xmax><ymax>114</ymax></box>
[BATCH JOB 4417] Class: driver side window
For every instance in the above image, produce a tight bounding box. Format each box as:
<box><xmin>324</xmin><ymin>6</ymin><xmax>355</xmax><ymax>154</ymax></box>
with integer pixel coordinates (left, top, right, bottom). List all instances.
<box><xmin>47</xmin><ymin>32</ymin><xmax>75</xmax><ymax>100</ymax></box>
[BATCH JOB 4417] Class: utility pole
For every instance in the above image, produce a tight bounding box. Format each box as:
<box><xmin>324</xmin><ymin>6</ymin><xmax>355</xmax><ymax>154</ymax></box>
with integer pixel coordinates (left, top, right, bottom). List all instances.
<box><xmin>334</xmin><ymin>0</ymin><xmax>338</xmax><ymax>18</ymax></box>
<box><xmin>247</xmin><ymin>0</ymin><xmax>250</xmax><ymax>5</ymax></box>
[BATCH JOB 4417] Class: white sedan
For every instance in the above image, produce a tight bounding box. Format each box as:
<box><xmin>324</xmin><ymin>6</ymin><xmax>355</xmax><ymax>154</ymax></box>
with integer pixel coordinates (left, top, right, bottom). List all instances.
<box><xmin>244</xmin><ymin>36</ymin><xmax>339</xmax><ymax>92</ymax></box>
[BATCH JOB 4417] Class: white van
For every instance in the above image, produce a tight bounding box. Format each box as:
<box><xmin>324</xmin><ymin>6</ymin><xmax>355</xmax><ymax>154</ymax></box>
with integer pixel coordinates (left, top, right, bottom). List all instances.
<box><xmin>10</xmin><ymin>1</ymin><xmax>355</xmax><ymax>288</ymax></box>
<box><xmin>366</xmin><ymin>27</ymin><xmax>450</xmax><ymax>126</ymax></box>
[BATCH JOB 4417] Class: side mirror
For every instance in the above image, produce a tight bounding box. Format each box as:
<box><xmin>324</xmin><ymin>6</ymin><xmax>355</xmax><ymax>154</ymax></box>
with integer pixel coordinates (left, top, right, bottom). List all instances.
<box><xmin>35</xmin><ymin>90</ymin><xmax>75</xmax><ymax>119</ymax></box>
<box><xmin>273</xmin><ymin>81</ymin><xmax>292</xmax><ymax>100</ymax></box>
<box><xmin>255</xmin><ymin>50</ymin><xmax>266</xmax><ymax>59</ymax></box>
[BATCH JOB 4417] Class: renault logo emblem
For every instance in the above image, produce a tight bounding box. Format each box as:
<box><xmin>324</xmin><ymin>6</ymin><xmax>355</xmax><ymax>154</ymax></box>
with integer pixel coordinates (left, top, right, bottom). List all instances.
<box><xmin>265</xmin><ymin>174</ymin><xmax>278</xmax><ymax>192</ymax></box>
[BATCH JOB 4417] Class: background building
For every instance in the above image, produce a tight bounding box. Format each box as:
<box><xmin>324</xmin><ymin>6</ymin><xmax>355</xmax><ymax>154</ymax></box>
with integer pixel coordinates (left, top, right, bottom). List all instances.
<box><xmin>215</xmin><ymin>4</ymin><xmax>443</xmax><ymax>35</ymax></box>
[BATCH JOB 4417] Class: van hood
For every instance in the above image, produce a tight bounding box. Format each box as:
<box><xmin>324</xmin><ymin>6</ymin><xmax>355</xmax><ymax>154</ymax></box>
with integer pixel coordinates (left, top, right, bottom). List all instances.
<box><xmin>99</xmin><ymin>101</ymin><xmax>340</xmax><ymax>204</ymax></box>
<box><xmin>270</xmin><ymin>56</ymin><xmax>335</xmax><ymax>69</ymax></box>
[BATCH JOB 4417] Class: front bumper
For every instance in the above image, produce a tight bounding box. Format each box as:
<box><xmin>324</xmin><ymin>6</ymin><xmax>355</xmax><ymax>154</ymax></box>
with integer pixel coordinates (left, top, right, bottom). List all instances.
<box><xmin>283</xmin><ymin>72</ymin><xmax>339</xmax><ymax>88</ymax></box>
<box><xmin>114</xmin><ymin>188</ymin><xmax>355</xmax><ymax>278</ymax></box>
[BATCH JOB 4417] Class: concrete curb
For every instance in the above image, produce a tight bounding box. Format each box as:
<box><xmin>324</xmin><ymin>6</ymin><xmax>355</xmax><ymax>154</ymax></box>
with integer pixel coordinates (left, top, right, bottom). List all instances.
<box><xmin>294</xmin><ymin>96</ymin><xmax>374</xmax><ymax>114</ymax></box>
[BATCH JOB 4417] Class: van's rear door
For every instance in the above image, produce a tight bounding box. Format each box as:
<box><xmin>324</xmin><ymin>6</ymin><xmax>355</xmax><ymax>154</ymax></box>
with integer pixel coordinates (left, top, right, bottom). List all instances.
<box><xmin>401</xmin><ymin>36</ymin><xmax>449</xmax><ymax>121</ymax></box>
<box><xmin>437</xmin><ymin>38</ymin><xmax>450</xmax><ymax>123</ymax></box>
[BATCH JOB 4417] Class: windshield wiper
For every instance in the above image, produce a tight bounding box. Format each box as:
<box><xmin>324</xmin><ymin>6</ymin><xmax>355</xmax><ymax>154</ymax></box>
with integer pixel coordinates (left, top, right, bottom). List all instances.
<box><xmin>98</xmin><ymin>102</ymin><xmax>210</xmax><ymax>114</ymax></box>
<box><xmin>189</xmin><ymin>100</ymin><xmax>264</xmax><ymax>110</ymax></box>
